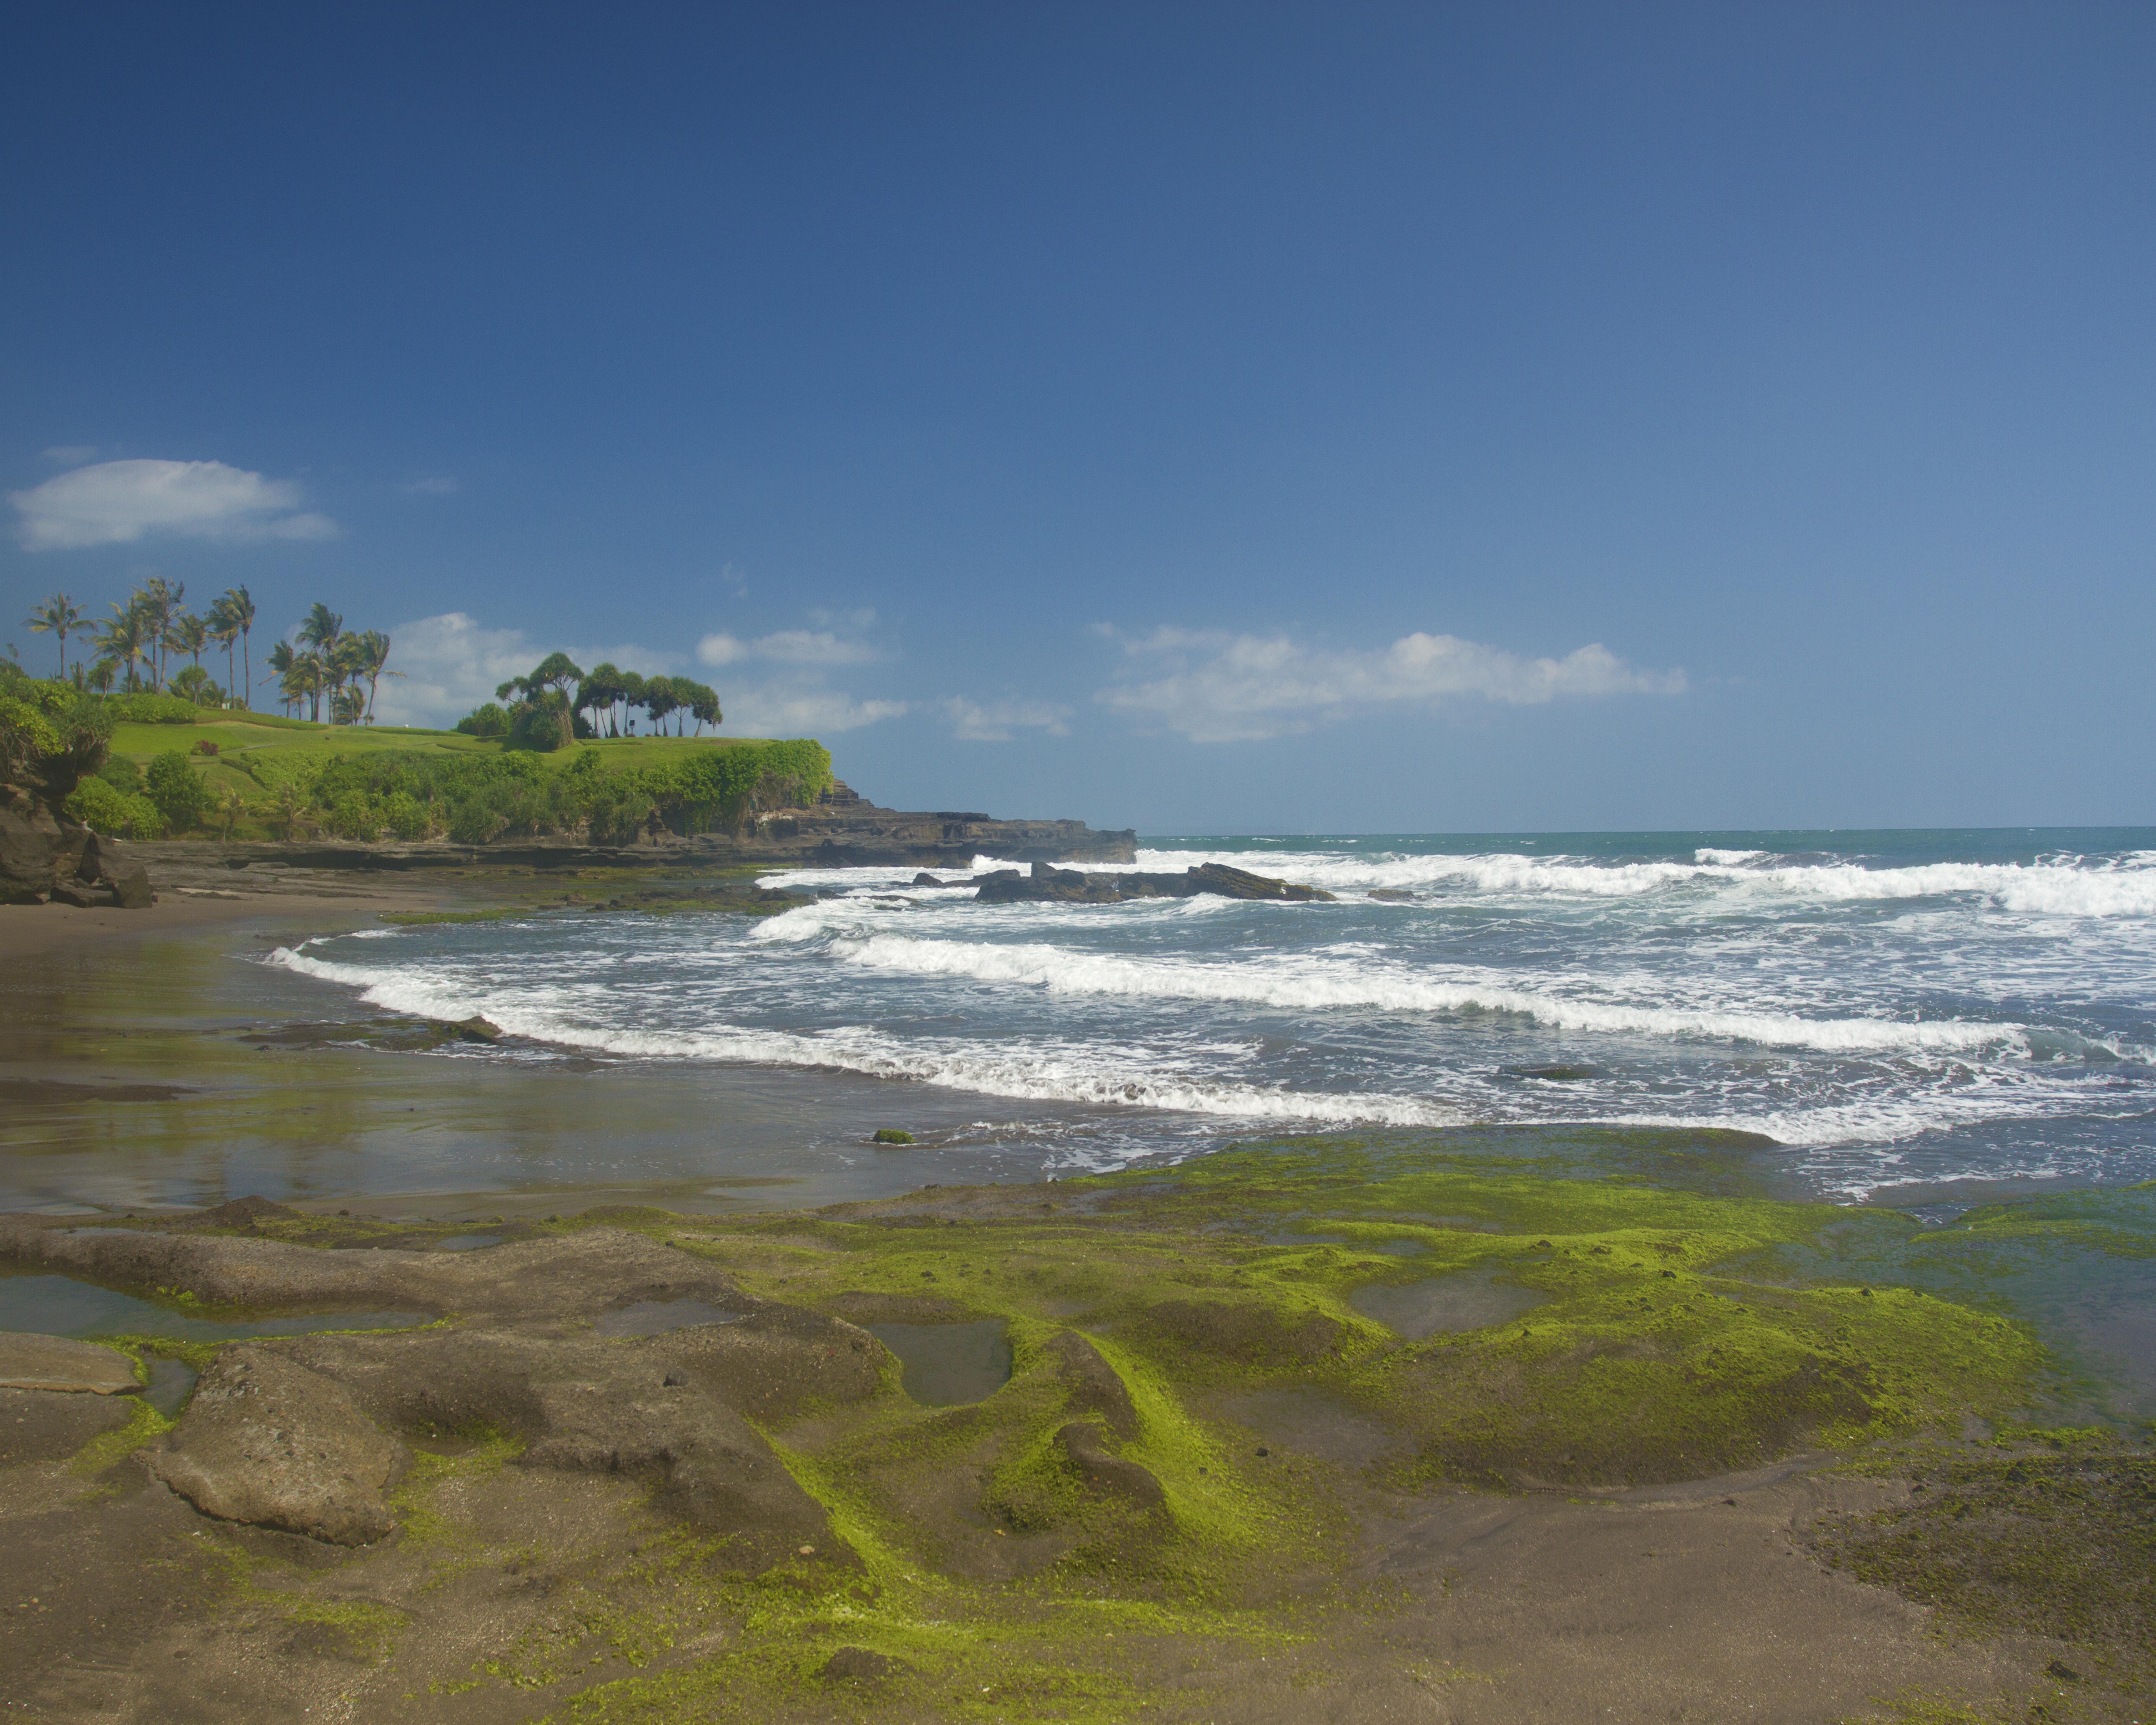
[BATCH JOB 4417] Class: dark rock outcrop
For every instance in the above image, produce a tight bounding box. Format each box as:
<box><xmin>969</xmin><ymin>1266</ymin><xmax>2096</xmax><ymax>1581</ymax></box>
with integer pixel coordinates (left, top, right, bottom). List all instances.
<box><xmin>974</xmin><ymin>861</ymin><xmax>1335</xmax><ymax>905</ymax></box>
<box><xmin>0</xmin><ymin>806</ymin><xmax>153</xmax><ymax>907</ymax></box>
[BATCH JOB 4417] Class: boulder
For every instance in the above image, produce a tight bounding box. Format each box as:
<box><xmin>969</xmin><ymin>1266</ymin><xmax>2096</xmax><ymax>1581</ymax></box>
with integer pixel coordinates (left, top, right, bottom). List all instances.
<box><xmin>47</xmin><ymin>878</ymin><xmax>103</xmax><ymax>909</ymax></box>
<box><xmin>0</xmin><ymin>803</ymin><xmax>58</xmax><ymax>903</ymax></box>
<box><xmin>79</xmin><ymin>832</ymin><xmax>154</xmax><ymax>908</ymax></box>
<box><xmin>0</xmin><ymin>1332</ymin><xmax>141</xmax><ymax>1395</ymax></box>
<box><xmin>145</xmin><ymin>1347</ymin><xmax>407</xmax><ymax>1545</ymax></box>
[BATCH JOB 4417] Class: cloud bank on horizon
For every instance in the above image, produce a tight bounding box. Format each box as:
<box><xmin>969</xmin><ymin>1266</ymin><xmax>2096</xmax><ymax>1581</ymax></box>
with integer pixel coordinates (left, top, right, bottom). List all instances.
<box><xmin>10</xmin><ymin>458</ymin><xmax>337</xmax><ymax>551</ymax></box>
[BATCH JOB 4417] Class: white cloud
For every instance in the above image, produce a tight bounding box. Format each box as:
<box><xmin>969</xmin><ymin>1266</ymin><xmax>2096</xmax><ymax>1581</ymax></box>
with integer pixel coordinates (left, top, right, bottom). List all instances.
<box><xmin>941</xmin><ymin>697</ymin><xmax>1074</xmax><ymax>742</ymax></box>
<box><xmin>41</xmin><ymin>444</ymin><xmax>98</xmax><ymax>464</ymax></box>
<box><xmin>401</xmin><ymin>475</ymin><xmax>459</xmax><ymax>495</ymax></box>
<box><xmin>697</xmin><ymin>628</ymin><xmax>878</xmax><ymax>667</ymax></box>
<box><xmin>365</xmin><ymin>612</ymin><xmax>681</xmax><ymax>729</ymax></box>
<box><xmin>1097</xmin><ymin>627</ymin><xmax>1686</xmax><ymax>742</ymax></box>
<box><xmin>10</xmin><ymin>458</ymin><xmax>338</xmax><ymax>550</ymax></box>
<box><xmin>720</xmin><ymin>688</ymin><xmax>909</xmax><ymax>735</ymax></box>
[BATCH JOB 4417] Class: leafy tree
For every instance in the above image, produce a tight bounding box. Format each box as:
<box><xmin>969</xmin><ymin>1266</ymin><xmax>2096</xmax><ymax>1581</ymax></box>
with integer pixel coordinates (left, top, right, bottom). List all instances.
<box><xmin>170</xmin><ymin>664</ymin><xmax>222</xmax><ymax>706</ymax></box>
<box><xmin>144</xmin><ymin>750</ymin><xmax>214</xmax><ymax>831</ymax></box>
<box><xmin>24</xmin><ymin>594</ymin><xmax>84</xmax><ymax>677</ymax></box>
<box><xmin>642</xmin><ymin>677</ymin><xmax>680</xmax><ymax>735</ymax></box>
<box><xmin>497</xmin><ymin>653</ymin><xmax>584</xmax><ymax>749</ymax></box>
<box><xmin>619</xmin><ymin>670</ymin><xmax>646</xmax><ymax>733</ymax></box>
<box><xmin>687</xmin><ymin>680</ymin><xmax>722</xmax><ymax>735</ymax></box>
<box><xmin>455</xmin><ymin>702</ymin><xmax>510</xmax><ymax>736</ymax></box>
<box><xmin>577</xmin><ymin>663</ymin><xmax>625</xmax><ymax>736</ymax></box>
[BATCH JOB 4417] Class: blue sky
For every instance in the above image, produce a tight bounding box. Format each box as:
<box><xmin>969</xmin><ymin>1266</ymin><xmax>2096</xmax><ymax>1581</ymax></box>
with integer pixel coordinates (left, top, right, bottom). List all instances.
<box><xmin>5</xmin><ymin>2</ymin><xmax>2151</xmax><ymax>832</ymax></box>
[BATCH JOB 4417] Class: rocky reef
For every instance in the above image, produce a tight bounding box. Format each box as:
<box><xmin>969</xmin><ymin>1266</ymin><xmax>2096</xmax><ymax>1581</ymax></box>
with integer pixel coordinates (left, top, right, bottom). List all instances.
<box><xmin>973</xmin><ymin>859</ymin><xmax>1335</xmax><ymax>904</ymax></box>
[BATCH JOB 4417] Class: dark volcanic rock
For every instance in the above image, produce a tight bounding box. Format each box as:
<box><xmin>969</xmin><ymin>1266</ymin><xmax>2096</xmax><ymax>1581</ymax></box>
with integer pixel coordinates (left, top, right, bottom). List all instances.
<box><xmin>146</xmin><ymin>1347</ymin><xmax>407</xmax><ymax>1545</ymax></box>
<box><xmin>0</xmin><ymin>803</ymin><xmax>59</xmax><ymax>903</ymax></box>
<box><xmin>79</xmin><ymin>831</ymin><xmax>153</xmax><ymax>906</ymax></box>
<box><xmin>975</xmin><ymin>860</ymin><xmax>1334</xmax><ymax>906</ymax></box>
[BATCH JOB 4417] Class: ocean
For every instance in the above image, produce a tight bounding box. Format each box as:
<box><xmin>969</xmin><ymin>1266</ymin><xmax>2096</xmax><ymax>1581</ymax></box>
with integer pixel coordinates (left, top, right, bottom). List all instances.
<box><xmin>267</xmin><ymin>827</ymin><xmax>2156</xmax><ymax>1202</ymax></box>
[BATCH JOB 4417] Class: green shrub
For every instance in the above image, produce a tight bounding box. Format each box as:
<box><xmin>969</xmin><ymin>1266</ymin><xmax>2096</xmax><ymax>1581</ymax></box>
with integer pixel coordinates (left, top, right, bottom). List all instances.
<box><xmin>104</xmin><ymin>692</ymin><xmax>200</xmax><ymax>724</ymax></box>
<box><xmin>145</xmin><ymin>750</ymin><xmax>214</xmax><ymax>830</ymax></box>
<box><xmin>326</xmin><ymin>788</ymin><xmax>379</xmax><ymax>840</ymax></box>
<box><xmin>97</xmin><ymin>756</ymin><xmax>144</xmax><ymax>795</ymax></box>
<box><xmin>454</xmin><ymin>702</ymin><xmax>508</xmax><ymax>737</ymax></box>
<box><xmin>382</xmin><ymin>791</ymin><xmax>428</xmax><ymax>841</ymax></box>
<box><xmin>65</xmin><ymin>773</ymin><xmax>166</xmax><ymax>839</ymax></box>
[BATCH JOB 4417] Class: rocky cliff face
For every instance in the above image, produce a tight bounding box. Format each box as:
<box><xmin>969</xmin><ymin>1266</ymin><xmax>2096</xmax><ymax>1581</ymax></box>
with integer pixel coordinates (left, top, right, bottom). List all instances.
<box><xmin>0</xmin><ymin>798</ymin><xmax>154</xmax><ymax>907</ymax></box>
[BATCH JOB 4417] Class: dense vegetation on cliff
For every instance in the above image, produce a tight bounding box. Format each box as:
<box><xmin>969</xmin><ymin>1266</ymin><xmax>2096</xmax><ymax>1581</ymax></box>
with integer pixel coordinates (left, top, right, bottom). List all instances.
<box><xmin>2</xmin><ymin>658</ymin><xmax>829</xmax><ymax>844</ymax></box>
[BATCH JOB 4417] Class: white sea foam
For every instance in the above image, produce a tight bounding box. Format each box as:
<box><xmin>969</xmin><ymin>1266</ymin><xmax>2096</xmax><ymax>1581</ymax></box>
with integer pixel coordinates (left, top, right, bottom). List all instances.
<box><xmin>825</xmin><ymin>933</ymin><xmax>2024</xmax><ymax>1053</ymax></box>
<box><xmin>265</xmin><ymin>945</ymin><xmax>1461</xmax><ymax>1128</ymax></box>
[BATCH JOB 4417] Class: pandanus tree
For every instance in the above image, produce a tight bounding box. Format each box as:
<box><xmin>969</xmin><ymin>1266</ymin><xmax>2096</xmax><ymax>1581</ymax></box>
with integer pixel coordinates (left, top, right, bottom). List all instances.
<box><xmin>24</xmin><ymin>593</ymin><xmax>84</xmax><ymax>677</ymax></box>
<box><xmin>497</xmin><ymin>652</ymin><xmax>584</xmax><ymax>749</ymax></box>
<box><xmin>577</xmin><ymin>663</ymin><xmax>625</xmax><ymax>737</ymax></box>
<box><xmin>641</xmin><ymin>677</ymin><xmax>680</xmax><ymax>736</ymax></box>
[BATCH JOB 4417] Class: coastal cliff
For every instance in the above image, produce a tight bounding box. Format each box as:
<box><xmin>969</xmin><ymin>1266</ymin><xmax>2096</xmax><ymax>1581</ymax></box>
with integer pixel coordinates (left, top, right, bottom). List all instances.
<box><xmin>124</xmin><ymin>779</ymin><xmax>1136</xmax><ymax>876</ymax></box>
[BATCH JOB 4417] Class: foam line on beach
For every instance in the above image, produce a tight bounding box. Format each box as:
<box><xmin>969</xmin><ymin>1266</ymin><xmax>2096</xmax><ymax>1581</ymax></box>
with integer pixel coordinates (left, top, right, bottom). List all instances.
<box><xmin>264</xmin><ymin>944</ymin><xmax>1464</xmax><ymax>1129</ymax></box>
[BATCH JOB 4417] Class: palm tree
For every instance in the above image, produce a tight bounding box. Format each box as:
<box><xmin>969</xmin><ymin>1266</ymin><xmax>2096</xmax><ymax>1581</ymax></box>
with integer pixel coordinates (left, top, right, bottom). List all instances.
<box><xmin>350</xmin><ymin>630</ymin><xmax>398</xmax><ymax>723</ymax></box>
<box><xmin>215</xmin><ymin>785</ymin><xmax>248</xmax><ymax>840</ymax></box>
<box><xmin>24</xmin><ymin>594</ymin><xmax>84</xmax><ymax>677</ymax></box>
<box><xmin>169</xmin><ymin>612</ymin><xmax>208</xmax><ymax>673</ymax></box>
<box><xmin>223</xmin><ymin>585</ymin><xmax>257</xmax><ymax>709</ymax></box>
<box><xmin>206</xmin><ymin>595</ymin><xmax>240</xmax><ymax>707</ymax></box>
<box><xmin>136</xmin><ymin>578</ymin><xmax>183</xmax><ymax>689</ymax></box>
<box><xmin>285</xmin><ymin>651</ymin><xmax>326</xmax><ymax>723</ymax></box>
<box><xmin>87</xmin><ymin>658</ymin><xmax>117</xmax><ymax>693</ymax></box>
<box><xmin>266</xmin><ymin>640</ymin><xmax>297</xmax><ymax>716</ymax></box>
<box><xmin>98</xmin><ymin>605</ymin><xmax>149</xmax><ymax>692</ymax></box>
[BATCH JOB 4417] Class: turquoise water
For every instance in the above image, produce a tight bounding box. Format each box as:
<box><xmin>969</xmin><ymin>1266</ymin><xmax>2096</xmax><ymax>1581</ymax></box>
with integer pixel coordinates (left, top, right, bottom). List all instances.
<box><xmin>270</xmin><ymin>828</ymin><xmax>2156</xmax><ymax>1200</ymax></box>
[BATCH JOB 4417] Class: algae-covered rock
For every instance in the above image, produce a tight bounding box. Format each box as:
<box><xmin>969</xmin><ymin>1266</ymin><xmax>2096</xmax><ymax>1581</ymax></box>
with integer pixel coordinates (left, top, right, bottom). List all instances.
<box><xmin>1142</xmin><ymin>1297</ymin><xmax>1343</xmax><ymax>1365</ymax></box>
<box><xmin>1044</xmin><ymin>1331</ymin><xmax>1138</xmax><ymax>1438</ymax></box>
<box><xmin>1057</xmin><ymin>1419</ymin><xmax>1165</xmax><ymax>1507</ymax></box>
<box><xmin>146</xmin><ymin>1346</ymin><xmax>407</xmax><ymax>1545</ymax></box>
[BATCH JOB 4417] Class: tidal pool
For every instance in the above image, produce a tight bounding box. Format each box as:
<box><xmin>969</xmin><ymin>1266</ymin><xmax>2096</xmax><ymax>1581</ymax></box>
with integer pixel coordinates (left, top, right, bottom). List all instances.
<box><xmin>595</xmin><ymin>1298</ymin><xmax>745</xmax><ymax>1336</ymax></box>
<box><xmin>0</xmin><ymin>1272</ymin><xmax>429</xmax><ymax>1344</ymax></box>
<box><xmin>866</xmin><ymin>1319</ymin><xmax>1013</xmax><ymax>1406</ymax></box>
<box><xmin>1349</xmin><ymin>1268</ymin><xmax>1548</xmax><ymax>1339</ymax></box>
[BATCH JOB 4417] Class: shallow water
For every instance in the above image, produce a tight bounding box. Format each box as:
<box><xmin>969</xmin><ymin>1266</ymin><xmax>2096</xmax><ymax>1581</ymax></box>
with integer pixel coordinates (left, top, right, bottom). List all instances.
<box><xmin>258</xmin><ymin>828</ymin><xmax>2156</xmax><ymax>1200</ymax></box>
<box><xmin>1349</xmin><ymin>1271</ymin><xmax>1549</xmax><ymax>1339</ymax></box>
<box><xmin>867</xmin><ymin>1319</ymin><xmax>1013</xmax><ymax>1406</ymax></box>
<box><xmin>593</xmin><ymin>1299</ymin><xmax>744</xmax><ymax>1337</ymax></box>
<box><xmin>0</xmin><ymin>1272</ymin><xmax>427</xmax><ymax>1344</ymax></box>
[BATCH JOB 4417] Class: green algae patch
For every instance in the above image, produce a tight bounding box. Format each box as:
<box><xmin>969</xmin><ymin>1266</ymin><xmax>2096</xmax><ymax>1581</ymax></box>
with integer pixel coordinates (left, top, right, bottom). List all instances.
<box><xmin>68</xmin><ymin>1394</ymin><xmax>173</xmax><ymax>1475</ymax></box>
<box><xmin>1808</xmin><ymin>1438</ymin><xmax>2156</xmax><ymax>1680</ymax></box>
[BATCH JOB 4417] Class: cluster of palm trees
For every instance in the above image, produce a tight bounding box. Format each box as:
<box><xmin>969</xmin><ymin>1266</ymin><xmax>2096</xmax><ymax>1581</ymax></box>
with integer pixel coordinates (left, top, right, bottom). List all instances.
<box><xmin>265</xmin><ymin>603</ymin><xmax>398</xmax><ymax>724</ymax></box>
<box><xmin>21</xmin><ymin>587</ymin><xmax>397</xmax><ymax>726</ymax></box>
<box><xmin>24</xmin><ymin>581</ymin><xmax>258</xmax><ymax>707</ymax></box>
